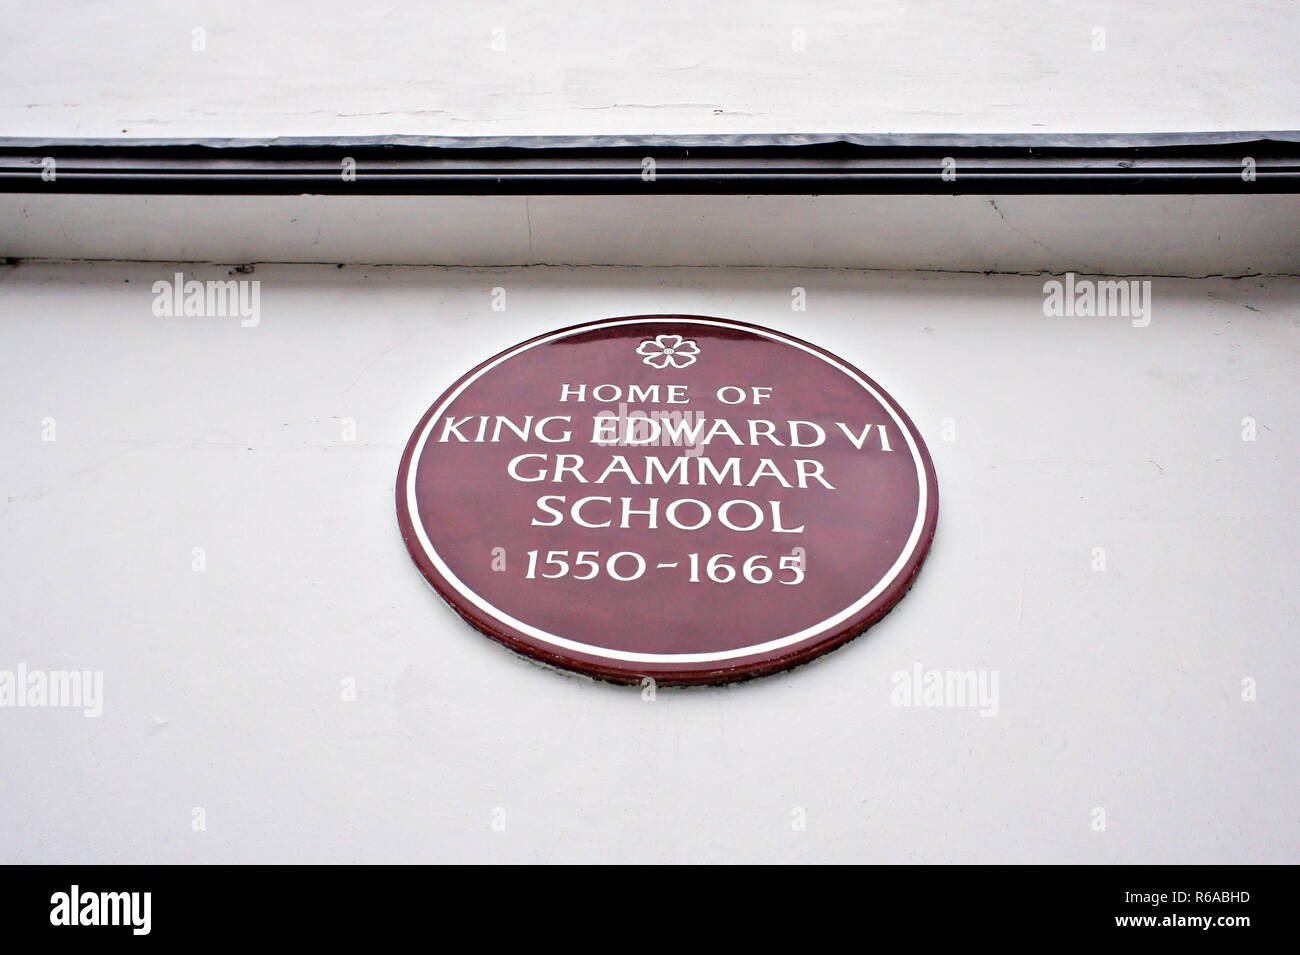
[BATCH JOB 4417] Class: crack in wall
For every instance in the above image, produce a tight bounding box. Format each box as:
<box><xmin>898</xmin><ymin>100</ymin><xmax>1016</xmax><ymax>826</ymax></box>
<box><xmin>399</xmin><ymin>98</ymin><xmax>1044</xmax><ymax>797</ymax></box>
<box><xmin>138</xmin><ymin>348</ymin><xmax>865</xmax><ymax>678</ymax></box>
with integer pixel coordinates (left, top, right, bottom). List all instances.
<box><xmin>2</xmin><ymin>257</ymin><xmax>1295</xmax><ymax>281</ymax></box>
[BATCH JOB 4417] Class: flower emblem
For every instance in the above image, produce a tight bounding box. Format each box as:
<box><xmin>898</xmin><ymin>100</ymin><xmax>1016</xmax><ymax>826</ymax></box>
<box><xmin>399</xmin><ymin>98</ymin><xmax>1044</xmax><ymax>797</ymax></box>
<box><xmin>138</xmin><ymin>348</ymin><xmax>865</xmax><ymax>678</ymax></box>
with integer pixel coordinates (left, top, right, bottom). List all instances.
<box><xmin>636</xmin><ymin>334</ymin><xmax>700</xmax><ymax>369</ymax></box>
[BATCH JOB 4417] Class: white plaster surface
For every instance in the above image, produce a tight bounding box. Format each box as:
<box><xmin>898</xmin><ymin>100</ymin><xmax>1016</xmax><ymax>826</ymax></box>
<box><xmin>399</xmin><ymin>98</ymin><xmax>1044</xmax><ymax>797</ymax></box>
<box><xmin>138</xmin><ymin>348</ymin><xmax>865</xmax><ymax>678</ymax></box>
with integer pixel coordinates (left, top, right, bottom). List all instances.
<box><xmin>2</xmin><ymin>1</ymin><xmax>1297</xmax><ymax>139</ymax></box>
<box><xmin>4</xmin><ymin>194</ymin><xmax>1298</xmax><ymax>276</ymax></box>
<box><xmin>0</xmin><ymin>261</ymin><xmax>1295</xmax><ymax>863</ymax></box>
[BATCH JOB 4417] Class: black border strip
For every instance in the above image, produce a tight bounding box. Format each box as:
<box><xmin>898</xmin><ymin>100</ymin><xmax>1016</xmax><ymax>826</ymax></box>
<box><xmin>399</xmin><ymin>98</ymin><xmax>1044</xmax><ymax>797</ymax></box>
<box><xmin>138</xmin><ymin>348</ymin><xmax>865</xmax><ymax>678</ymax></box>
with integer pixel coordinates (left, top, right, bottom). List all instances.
<box><xmin>5</xmin><ymin>864</ymin><xmax>1281</xmax><ymax>940</ymax></box>
<box><xmin>2</xmin><ymin>132</ymin><xmax>1297</xmax><ymax>195</ymax></box>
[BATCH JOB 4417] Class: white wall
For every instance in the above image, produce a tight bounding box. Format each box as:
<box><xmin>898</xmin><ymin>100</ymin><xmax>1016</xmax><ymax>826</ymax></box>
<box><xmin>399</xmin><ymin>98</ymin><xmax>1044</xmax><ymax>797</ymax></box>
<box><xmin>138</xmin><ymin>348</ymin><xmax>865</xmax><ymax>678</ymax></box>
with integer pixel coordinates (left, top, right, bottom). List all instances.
<box><xmin>3</xmin><ymin>0</ymin><xmax>1297</xmax><ymax>139</ymax></box>
<box><xmin>1</xmin><ymin>261</ymin><xmax>1295</xmax><ymax>863</ymax></box>
<box><xmin>4</xmin><ymin>194</ymin><xmax>1299</xmax><ymax>276</ymax></box>
<box><xmin>2</xmin><ymin>0</ymin><xmax>1296</xmax><ymax>866</ymax></box>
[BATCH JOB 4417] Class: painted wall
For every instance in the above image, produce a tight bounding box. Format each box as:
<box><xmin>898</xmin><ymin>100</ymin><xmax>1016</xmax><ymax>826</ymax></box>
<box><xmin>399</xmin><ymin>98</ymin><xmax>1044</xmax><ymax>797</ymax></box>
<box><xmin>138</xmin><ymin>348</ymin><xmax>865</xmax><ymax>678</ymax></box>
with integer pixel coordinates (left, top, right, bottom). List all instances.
<box><xmin>3</xmin><ymin>0</ymin><xmax>1298</xmax><ymax>139</ymax></box>
<box><xmin>4</xmin><ymin>194</ymin><xmax>1299</xmax><ymax>275</ymax></box>
<box><xmin>1</xmin><ymin>261</ymin><xmax>1295</xmax><ymax>863</ymax></box>
<box><xmin>2</xmin><ymin>0</ymin><xmax>1296</xmax><ymax>865</ymax></box>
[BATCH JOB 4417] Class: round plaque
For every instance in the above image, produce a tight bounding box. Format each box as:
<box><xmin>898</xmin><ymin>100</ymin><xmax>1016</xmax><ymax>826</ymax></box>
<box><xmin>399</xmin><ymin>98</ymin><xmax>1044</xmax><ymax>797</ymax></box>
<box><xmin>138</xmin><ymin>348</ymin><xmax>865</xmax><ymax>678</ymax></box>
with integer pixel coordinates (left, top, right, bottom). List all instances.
<box><xmin>396</xmin><ymin>315</ymin><xmax>938</xmax><ymax>685</ymax></box>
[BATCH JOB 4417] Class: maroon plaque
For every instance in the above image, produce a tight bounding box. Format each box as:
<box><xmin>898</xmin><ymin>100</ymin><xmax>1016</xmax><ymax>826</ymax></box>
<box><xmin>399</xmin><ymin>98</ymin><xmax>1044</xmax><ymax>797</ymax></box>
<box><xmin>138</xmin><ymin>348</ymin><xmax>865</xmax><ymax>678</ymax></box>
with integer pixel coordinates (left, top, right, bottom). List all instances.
<box><xmin>396</xmin><ymin>315</ymin><xmax>938</xmax><ymax>685</ymax></box>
